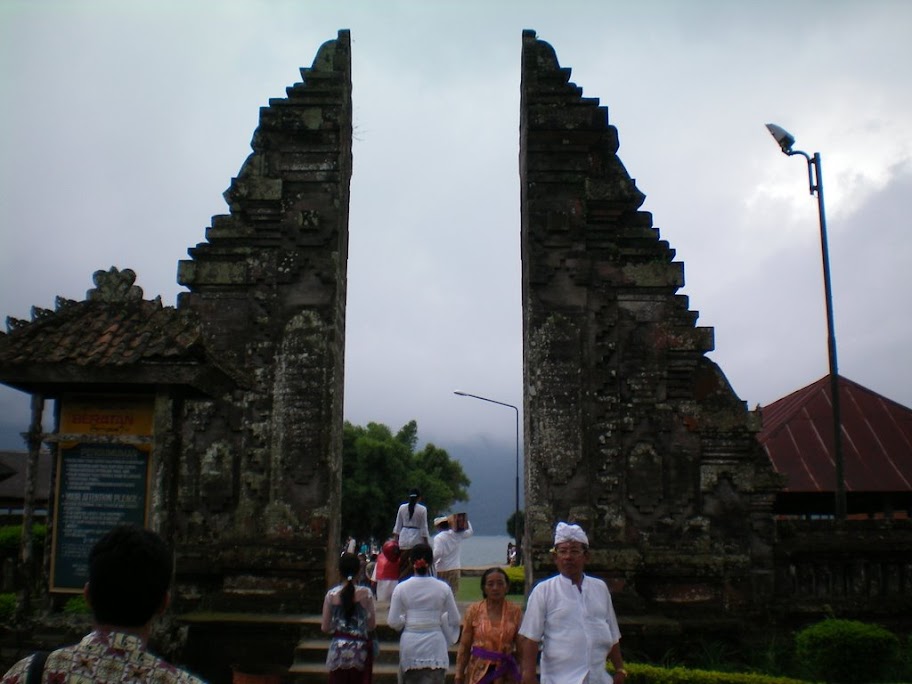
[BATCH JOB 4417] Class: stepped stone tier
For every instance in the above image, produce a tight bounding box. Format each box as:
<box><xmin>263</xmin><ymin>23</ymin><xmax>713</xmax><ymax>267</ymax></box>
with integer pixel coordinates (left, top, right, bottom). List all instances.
<box><xmin>519</xmin><ymin>30</ymin><xmax>782</xmax><ymax>618</ymax></box>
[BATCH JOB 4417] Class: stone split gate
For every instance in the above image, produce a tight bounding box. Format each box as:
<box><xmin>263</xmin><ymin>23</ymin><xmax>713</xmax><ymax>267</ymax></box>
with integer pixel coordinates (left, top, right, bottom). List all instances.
<box><xmin>1</xmin><ymin>29</ymin><xmax>910</xmax><ymax>682</ymax></box>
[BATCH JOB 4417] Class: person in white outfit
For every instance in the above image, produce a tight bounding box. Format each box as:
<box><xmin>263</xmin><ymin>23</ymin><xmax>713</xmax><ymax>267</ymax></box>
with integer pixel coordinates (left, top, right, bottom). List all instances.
<box><xmin>393</xmin><ymin>488</ymin><xmax>431</xmax><ymax>579</ymax></box>
<box><xmin>388</xmin><ymin>543</ymin><xmax>461</xmax><ymax>684</ymax></box>
<box><xmin>518</xmin><ymin>522</ymin><xmax>627</xmax><ymax>684</ymax></box>
<box><xmin>432</xmin><ymin>515</ymin><xmax>474</xmax><ymax>596</ymax></box>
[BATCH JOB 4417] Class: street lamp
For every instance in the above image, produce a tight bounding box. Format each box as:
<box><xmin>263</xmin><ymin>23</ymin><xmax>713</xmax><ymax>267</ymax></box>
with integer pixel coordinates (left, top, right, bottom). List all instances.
<box><xmin>765</xmin><ymin>123</ymin><xmax>846</xmax><ymax>520</ymax></box>
<box><xmin>453</xmin><ymin>390</ymin><xmax>522</xmax><ymax>552</ymax></box>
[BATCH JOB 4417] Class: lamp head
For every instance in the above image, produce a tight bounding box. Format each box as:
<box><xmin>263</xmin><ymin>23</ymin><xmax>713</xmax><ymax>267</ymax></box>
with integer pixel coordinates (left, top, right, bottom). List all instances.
<box><xmin>453</xmin><ymin>390</ymin><xmax>467</xmax><ymax>396</ymax></box>
<box><xmin>765</xmin><ymin>123</ymin><xmax>796</xmax><ymax>154</ymax></box>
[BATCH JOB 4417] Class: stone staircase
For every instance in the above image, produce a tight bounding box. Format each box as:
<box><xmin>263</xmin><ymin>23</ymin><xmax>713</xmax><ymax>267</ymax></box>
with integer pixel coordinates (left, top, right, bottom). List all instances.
<box><xmin>180</xmin><ymin>602</ymin><xmax>467</xmax><ymax>684</ymax></box>
<box><xmin>287</xmin><ymin>601</ymin><xmax>464</xmax><ymax>683</ymax></box>
<box><xmin>182</xmin><ymin>601</ymin><xmax>676</xmax><ymax>684</ymax></box>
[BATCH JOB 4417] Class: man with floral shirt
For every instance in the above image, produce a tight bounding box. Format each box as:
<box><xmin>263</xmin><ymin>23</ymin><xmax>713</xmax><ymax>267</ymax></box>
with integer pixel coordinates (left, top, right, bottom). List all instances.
<box><xmin>1</xmin><ymin>525</ymin><xmax>205</xmax><ymax>684</ymax></box>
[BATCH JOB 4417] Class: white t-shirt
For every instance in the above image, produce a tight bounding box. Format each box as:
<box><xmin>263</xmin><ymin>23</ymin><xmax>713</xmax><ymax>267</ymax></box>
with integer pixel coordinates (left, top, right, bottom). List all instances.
<box><xmin>392</xmin><ymin>502</ymin><xmax>430</xmax><ymax>550</ymax></box>
<box><xmin>388</xmin><ymin>575</ymin><xmax>461</xmax><ymax>672</ymax></box>
<box><xmin>518</xmin><ymin>573</ymin><xmax>621</xmax><ymax>684</ymax></box>
<box><xmin>433</xmin><ymin>521</ymin><xmax>474</xmax><ymax>572</ymax></box>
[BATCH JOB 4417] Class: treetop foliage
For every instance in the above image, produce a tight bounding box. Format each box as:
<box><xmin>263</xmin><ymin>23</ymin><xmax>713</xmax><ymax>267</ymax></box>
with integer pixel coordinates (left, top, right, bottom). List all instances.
<box><xmin>341</xmin><ymin>420</ymin><xmax>470</xmax><ymax>542</ymax></box>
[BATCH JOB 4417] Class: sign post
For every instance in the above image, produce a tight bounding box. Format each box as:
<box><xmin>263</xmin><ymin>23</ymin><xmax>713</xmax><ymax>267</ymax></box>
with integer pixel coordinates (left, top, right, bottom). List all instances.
<box><xmin>50</xmin><ymin>397</ymin><xmax>154</xmax><ymax>592</ymax></box>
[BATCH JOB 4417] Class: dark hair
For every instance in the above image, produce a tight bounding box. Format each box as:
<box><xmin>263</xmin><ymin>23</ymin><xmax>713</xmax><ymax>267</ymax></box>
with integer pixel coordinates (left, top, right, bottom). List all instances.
<box><xmin>410</xmin><ymin>543</ymin><xmax>433</xmax><ymax>576</ymax></box>
<box><xmin>338</xmin><ymin>552</ymin><xmax>361</xmax><ymax>622</ymax></box>
<box><xmin>87</xmin><ymin>525</ymin><xmax>172</xmax><ymax>627</ymax></box>
<box><xmin>408</xmin><ymin>488</ymin><xmax>420</xmax><ymax>518</ymax></box>
<box><xmin>480</xmin><ymin>567</ymin><xmax>509</xmax><ymax>598</ymax></box>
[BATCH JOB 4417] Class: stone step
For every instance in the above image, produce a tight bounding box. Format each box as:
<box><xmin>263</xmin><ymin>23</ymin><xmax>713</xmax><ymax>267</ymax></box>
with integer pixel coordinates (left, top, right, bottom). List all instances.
<box><xmin>290</xmin><ymin>604</ymin><xmax>462</xmax><ymax>684</ymax></box>
<box><xmin>288</xmin><ymin>661</ymin><xmax>459</xmax><ymax>684</ymax></box>
<box><xmin>288</xmin><ymin>661</ymin><xmax>427</xmax><ymax>684</ymax></box>
<box><xmin>180</xmin><ymin>601</ymin><xmax>478</xmax><ymax>683</ymax></box>
<box><xmin>293</xmin><ymin>638</ymin><xmax>457</xmax><ymax>668</ymax></box>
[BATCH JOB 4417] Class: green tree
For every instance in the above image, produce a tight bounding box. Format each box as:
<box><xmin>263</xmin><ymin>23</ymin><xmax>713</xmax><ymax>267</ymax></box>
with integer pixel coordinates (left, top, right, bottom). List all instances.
<box><xmin>341</xmin><ymin>420</ymin><xmax>470</xmax><ymax>542</ymax></box>
<box><xmin>506</xmin><ymin>509</ymin><xmax>524</xmax><ymax>541</ymax></box>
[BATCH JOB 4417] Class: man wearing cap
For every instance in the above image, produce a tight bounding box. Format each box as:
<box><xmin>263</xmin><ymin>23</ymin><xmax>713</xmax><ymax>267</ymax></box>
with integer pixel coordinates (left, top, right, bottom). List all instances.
<box><xmin>518</xmin><ymin>522</ymin><xmax>627</xmax><ymax>684</ymax></box>
<box><xmin>433</xmin><ymin>514</ymin><xmax>474</xmax><ymax>595</ymax></box>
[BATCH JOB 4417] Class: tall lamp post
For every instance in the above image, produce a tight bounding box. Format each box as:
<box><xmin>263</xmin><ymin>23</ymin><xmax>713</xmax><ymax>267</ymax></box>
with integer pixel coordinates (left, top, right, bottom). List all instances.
<box><xmin>765</xmin><ymin>123</ymin><xmax>845</xmax><ymax>520</ymax></box>
<box><xmin>453</xmin><ymin>390</ymin><xmax>522</xmax><ymax>552</ymax></box>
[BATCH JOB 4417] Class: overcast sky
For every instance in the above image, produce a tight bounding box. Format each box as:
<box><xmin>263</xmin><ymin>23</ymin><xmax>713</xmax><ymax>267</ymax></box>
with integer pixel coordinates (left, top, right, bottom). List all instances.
<box><xmin>1</xmin><ymin>1</ymin><xmax>910</xmax><ymax>460</ymax></box>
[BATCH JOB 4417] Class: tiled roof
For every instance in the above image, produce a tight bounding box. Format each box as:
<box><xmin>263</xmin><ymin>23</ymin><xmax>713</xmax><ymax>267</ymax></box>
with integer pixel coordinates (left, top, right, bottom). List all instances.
<box><xmin>1</xmin><ymin>297</ymin><xmax>205</xmax><ymax>367</ymax></box>
<box><xmin>0</xmin><ymin>267</ymin><xmax>244</xmax><ymax>396</ymax></box>
<box><xmin>758</xmin><ymin>375</ymin><xmax>912</xmax><ymax>493</ymax></box>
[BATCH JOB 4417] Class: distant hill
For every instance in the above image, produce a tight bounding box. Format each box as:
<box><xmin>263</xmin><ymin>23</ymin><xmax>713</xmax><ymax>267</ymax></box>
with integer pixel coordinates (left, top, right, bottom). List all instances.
<box><xmin>438</xmin><ymin>434</ymin><xmax>522</xmax><ymax>536</ymax></box>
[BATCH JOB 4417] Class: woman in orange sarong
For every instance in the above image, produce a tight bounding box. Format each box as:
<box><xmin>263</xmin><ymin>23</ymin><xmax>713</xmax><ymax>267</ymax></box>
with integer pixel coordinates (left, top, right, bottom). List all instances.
<box><xmin>455</xmin><ymin>567</ymin><xmax>523</xmax><ymax>684</ymax></box>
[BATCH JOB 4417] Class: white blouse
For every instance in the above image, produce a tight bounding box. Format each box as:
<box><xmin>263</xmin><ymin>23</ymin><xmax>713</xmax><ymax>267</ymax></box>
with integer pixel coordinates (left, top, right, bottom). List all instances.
<box><xmin>388</xmin><ymin>575</ymin><xmax>461</xmax><ymax>672</ymax></box>
<box><xmin>392</xmin><ymin>502</ymin><xmax>430</xmax><ymax>550</ymax></box>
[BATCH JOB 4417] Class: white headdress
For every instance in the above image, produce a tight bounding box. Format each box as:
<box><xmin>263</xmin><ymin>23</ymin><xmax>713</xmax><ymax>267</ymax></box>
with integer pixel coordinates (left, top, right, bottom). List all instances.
<box><xmin>554</xmin><ymin>522</ymin><xmax>589</xmax><ymax>546</ymax></box>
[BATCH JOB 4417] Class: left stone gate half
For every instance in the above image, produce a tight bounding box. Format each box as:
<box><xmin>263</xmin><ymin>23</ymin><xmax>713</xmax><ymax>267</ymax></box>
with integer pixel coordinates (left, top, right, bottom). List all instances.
<box><xmin>175</xmin><ymin>30</ymin><xmax>352</xmax><ymax>612</ymax></box>
<box><xmin>0</xmin><ymin>31</ymin><xmax>351</xmax><ymax>615</ymax></box>
<box><xmin>0</xmin><ymin>32</ymin><xmax>352</xmax><ymax>677</ymax></box>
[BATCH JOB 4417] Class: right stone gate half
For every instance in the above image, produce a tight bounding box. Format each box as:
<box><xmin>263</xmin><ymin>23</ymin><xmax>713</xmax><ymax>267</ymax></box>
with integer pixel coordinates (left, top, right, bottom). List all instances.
<box><xmin>520</xmin><ymin>30</ymin><xmax>781</xmax><ymax>622</ymax></box>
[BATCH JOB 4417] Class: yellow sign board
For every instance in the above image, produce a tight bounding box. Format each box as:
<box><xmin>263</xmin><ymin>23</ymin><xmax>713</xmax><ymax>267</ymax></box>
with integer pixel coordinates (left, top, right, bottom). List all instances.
<box><xmin>60</xmin><ymin>397</ymin><xmax>153</xmax><ymax>437</ymax></box>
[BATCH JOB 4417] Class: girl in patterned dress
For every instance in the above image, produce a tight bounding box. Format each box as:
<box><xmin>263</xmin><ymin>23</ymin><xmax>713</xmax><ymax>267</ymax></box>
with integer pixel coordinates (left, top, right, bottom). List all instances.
<box><xmin>322</xmin><ymin>552</ymin><xmax>377</xmax><ymax>683</ymax></box>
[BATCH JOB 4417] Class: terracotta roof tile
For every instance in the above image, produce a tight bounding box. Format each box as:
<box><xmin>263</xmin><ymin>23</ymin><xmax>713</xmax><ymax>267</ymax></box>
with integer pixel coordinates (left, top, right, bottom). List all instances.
<box><xmin>0</xmin><ymin>268</ymin><xmax>247</xmax><ymax>396</ymax></box>
<box><xmin>1</xmin><ymin>298</ymin><xmax>206</xmax><ymax>367</ymax></box>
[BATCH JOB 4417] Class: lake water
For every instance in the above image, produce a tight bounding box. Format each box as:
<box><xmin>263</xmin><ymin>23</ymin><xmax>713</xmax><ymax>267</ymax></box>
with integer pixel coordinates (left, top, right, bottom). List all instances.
<box><xmin>460</xmin><ymin>534</ymin><xmax>514</xmax><ymax>568</ymax></box>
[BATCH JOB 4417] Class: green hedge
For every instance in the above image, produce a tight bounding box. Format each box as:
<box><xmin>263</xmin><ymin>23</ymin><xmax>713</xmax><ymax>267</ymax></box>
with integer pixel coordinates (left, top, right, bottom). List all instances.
<box><xmin>503</xmin><ymin>565</ymin><xmax>524</xmax><ymax>594</ymax></box>
<box><xmin>0</xmin><ymin>524</ymin><xmax>47</xmax><ymax>552</ymax></box>
<box><xmin>795</xmin><ymin>618</ymin><xmax>898</xmax><ymax>683</ymax></box>
<box><xmin>63</xmin><ymin>595</ymin><xmax>90</xmax><ymax>615</ymax></box>
<box><xmin>0</xmin><ymin>593</ymin><xmax>15</xmax><ymax>622</ymax></box>
<box><xmin>620</xmin><ymin>663</ymin><xmax>809</xmax><ymax>684</ymax></box>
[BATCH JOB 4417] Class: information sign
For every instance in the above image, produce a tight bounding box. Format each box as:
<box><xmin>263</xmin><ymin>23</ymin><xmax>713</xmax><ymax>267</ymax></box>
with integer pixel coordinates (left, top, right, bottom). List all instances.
<box><xmin>51</xmin><ymin>444</ymin><xmax>150</xmax><ymax>591</ymax></box>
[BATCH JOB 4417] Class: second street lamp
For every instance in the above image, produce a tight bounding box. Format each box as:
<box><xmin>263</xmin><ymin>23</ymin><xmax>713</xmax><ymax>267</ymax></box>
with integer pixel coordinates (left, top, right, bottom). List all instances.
<box><xmin>453</xmin><ymin>390</ymin><xmax>522</xmax><ymax>556</ymax></box>
<box><xmin>765</xmin><ymin>123</ymin><xmax>846</xmax><ymax>520</ymax></box>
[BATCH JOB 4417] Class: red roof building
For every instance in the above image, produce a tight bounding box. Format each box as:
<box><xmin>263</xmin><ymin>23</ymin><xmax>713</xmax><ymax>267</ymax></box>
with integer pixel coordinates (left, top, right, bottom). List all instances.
<box><xmin>758</xmin><ymin>375</ymin><xmax>912</xmax><ymax>518</ymax></box>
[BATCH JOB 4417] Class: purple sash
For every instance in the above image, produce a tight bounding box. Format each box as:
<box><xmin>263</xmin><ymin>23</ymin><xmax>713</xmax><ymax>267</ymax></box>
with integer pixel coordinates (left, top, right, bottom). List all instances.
<box><xmin>471</xmin><ymin>645</ymin><xmax>520</xmax><ymax>683</ymax></box>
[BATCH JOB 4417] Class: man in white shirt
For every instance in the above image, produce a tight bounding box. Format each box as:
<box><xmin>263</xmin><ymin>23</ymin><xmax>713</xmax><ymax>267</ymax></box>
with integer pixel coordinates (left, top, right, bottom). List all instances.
<box><xmin>432</xmin><ymin>515</ymin><xmax>474</xmax><ymax>596</ymax></box>
<box><xmin>518</xmin><ymin>522</ymin><xmax>627</xmax><ymax>684</ymax></box>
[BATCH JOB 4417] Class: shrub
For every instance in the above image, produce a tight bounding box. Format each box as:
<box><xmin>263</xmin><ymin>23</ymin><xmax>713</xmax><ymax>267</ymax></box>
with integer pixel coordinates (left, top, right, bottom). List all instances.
<box><xmin>619</xmin><ymin>662</ymin><xmax>809</xmax><ymax>683</ymax></box>
<box><xmin>795</xmin><ymin>618</ymin><xmax>899</xmax><ymax>683</ymax></box>
<box><xmin>0</xmin><ymin>526</ymin><xmax>21</xmax><ymax>551</ymax></box>
<box><xmin>743</xmin><ymin>635</ymin><xmax>795</xmax><ymax>678</ymax></box>
<box><xmin>883</xmin><ymin>632</ymin><xmax>912</xmax><ymax>682</ymax></box>
<box><xmin>0</xmin><ymin>593</ymin><xmax>16</xmax><ymax>622</ymax></box>
<box><xmin>63</xmin><ymin>595</ymin><xmax>90</xmax><ymax>615</ymax></box>
<box><xmin>0</xmin><ymin>524</ymin><xmax>47</xmax><ymax>552</ymax></box>
<box><xmin>502</xmin><ymin>565</ymin><xmax>524</xmax><ymax>594</ymax></box>
<box><xmin>692</xmin><ymin>639</ymin><xmax>741</xmax><ymax>673</ymax></box>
